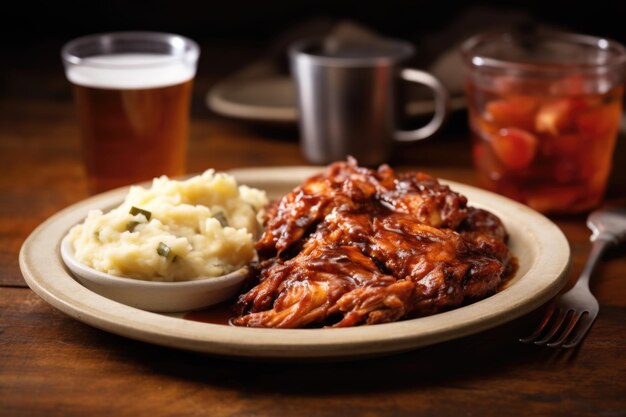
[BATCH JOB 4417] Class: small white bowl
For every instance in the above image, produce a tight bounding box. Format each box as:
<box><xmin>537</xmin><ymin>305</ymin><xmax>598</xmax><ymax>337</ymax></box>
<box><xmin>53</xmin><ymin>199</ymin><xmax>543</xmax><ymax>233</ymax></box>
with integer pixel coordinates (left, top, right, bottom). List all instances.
<box><xmin>60</xmin><ymin>235</ymin><xmax>249</xmax><ymax>313</ymax></box>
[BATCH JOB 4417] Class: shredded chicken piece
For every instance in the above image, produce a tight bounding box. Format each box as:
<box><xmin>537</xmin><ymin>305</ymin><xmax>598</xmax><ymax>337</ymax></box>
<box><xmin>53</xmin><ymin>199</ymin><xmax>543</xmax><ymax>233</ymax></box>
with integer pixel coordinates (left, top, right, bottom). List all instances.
<box><xmin>233</xmin><ymin>158</ymin><xmax>511</xmax><ymax>328</ymax></box>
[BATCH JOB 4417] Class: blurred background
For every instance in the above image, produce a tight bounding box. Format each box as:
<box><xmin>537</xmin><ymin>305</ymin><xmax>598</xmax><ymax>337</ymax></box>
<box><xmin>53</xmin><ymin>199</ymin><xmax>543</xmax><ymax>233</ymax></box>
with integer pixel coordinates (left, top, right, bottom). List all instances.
<box><xmin>4</xmin><ymin>0</ymin><xmax>624</xmax><ymax>104</ymax></box>
<box><xmin>3</xmin><ymin>0</ymin><xmax>625</xmax><ymax>180</ymax></box>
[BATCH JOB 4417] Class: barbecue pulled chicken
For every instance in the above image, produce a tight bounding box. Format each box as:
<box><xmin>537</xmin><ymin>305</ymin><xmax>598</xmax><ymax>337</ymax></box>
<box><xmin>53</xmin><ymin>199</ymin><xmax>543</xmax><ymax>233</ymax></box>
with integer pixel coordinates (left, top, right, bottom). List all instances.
<box><xmin>233</xmin><ymin>159</ymin><xmax>512</xmax><ymax>328</ymax></box>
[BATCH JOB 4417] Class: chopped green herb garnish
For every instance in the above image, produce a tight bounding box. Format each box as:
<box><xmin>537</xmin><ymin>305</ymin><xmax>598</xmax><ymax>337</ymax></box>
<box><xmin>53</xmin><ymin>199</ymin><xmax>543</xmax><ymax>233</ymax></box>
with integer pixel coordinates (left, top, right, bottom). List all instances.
<box><xmin>157</xmin><ymin>242</ymin><xmax>178</xmax><ymax>262</ymax></box>
<box><xmin>157</xmin><ymin>242</ymin><xmax>171</xmax><ymax>258</ymax></box>
<box><xmin>129</xmin><ymin>206</ymin><xmax>151</xmax><ymax>220</ymax></box>
<box><xmin>126</xmin><ymin>221</ymin><xmax>140</xmax><ymax>232</ymax></box>
<box><xmin>212</xmin><ymin>212</ymin><xmax>229</xmax><ymax>227</ymax></box>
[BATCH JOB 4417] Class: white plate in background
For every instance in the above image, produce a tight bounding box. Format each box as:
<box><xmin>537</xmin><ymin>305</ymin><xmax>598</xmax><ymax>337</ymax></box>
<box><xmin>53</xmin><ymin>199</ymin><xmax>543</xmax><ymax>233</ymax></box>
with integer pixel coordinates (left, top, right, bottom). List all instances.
<box><xmin>207</xmin><ymin>74</ymin><xmax>467</xmax><ymax>123</ymax></box>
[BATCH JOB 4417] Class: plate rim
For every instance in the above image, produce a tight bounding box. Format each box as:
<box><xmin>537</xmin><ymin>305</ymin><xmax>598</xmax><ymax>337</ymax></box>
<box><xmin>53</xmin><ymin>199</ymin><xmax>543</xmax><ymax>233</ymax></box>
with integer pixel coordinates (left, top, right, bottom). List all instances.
<box><xmin>19</xmin><ymin>166</ymin><xmax>571</xmax><ymax>359</ymax></box>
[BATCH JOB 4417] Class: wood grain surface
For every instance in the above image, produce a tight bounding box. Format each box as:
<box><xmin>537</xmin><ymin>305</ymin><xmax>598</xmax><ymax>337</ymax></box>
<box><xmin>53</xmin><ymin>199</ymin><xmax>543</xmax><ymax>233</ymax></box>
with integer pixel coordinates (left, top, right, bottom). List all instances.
<box><xmin>1</xmin><ymin>42</ymin><xmax>626</xmax><ymax>417</ymax></box>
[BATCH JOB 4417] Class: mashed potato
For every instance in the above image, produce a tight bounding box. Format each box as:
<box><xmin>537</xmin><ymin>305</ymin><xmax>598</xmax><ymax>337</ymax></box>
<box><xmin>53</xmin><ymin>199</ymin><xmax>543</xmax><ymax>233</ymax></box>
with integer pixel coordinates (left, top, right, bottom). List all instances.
<box><xmin>67</xmin><ymin>170</ymin><xmax>268</xmax><ymax>281</ymax></box>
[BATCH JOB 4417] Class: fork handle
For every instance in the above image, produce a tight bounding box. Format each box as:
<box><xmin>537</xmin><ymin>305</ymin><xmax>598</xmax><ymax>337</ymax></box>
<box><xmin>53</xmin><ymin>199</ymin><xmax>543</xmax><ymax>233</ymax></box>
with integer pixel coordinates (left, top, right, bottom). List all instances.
<box><xmin>577</xmin><ymin>238</ymin><xmax>612</xmax><ymax>288</ymax></box>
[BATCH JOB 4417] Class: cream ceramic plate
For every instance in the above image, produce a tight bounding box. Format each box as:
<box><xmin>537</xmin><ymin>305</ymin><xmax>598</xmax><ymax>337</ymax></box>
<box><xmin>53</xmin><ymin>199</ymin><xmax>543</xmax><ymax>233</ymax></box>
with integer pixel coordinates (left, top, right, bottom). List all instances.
<box><xmin>19</xmin><ymin>167</ymin><xmax>570</xmax><ymax>359</ymax></box>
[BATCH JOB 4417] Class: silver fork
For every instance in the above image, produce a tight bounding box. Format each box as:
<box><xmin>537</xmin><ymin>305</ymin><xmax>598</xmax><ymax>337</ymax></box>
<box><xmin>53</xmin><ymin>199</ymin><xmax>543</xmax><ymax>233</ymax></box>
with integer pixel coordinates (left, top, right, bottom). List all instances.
<box><xmin>520</xmin><ymin>206</ymin><xmax>626</xmax><ymax>348</ymax></box>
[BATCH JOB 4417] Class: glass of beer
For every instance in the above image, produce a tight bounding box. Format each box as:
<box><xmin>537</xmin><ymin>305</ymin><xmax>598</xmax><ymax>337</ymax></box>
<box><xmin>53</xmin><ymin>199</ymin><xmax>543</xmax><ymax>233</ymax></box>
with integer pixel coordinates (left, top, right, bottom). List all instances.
<box><xmin>462</xmin><ymin>31</ymin><xmax>626</xmax><ymax>214</ymax></box>
<box><xmin>62</xmin><ymin>32</ymin><xmax>200</xmax><ymax>193</ymax></box>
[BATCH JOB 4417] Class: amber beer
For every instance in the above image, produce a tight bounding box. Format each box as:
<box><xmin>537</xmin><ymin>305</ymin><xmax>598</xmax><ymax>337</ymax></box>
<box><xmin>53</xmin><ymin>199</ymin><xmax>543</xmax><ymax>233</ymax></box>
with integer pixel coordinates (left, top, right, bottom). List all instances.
<box><xmin>62</xmin><ymin>33</ymin><xmax>199</xmax><ymax>193</ymax></box>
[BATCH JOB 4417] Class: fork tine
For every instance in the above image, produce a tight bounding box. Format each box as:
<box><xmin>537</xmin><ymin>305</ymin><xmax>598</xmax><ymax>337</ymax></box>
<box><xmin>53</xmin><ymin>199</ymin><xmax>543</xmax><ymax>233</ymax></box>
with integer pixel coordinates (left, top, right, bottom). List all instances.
<box><xmin>533</xmin><ymin>308</ymin><xmax>567</xmax><ymax>345</ymax></box>
<box><xmin>546</xmin><ymin>311</ymin><xmax>582</xmax><ymax>348</ymax></box>
<box><xmin>562</xmin><ymin>312</ymin><xmax>597</xmax><ymax>348</ymax></box>
<box><xmin>519</xmin><ymin>306</ymin><xmax>557</xmax><ymax>343</ymax></box>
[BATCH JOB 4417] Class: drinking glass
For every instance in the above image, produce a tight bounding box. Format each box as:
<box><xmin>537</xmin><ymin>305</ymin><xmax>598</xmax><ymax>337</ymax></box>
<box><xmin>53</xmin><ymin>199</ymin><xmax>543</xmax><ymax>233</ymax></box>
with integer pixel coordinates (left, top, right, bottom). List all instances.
<box><xmin>62</xmin><ymin>32</ymin><xmax>200</xmax><ymax>193</ymax></box>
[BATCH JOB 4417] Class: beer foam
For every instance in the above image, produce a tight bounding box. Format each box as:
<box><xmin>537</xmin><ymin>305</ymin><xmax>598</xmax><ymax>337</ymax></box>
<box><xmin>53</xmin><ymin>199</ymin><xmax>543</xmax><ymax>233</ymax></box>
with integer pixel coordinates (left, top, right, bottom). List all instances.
<box><xmin>66</xmin><ymin>54</ymin><xmax>196</xmax><ymax>89</ymax></box>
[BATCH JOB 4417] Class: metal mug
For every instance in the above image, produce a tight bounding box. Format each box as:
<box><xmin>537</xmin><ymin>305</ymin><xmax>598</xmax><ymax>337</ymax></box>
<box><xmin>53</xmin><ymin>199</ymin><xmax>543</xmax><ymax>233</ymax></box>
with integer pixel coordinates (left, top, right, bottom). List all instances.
<box><xmin>289</xmin><ymin>37</ymin><xmax>449</xmax><ymax>165</ymax></box>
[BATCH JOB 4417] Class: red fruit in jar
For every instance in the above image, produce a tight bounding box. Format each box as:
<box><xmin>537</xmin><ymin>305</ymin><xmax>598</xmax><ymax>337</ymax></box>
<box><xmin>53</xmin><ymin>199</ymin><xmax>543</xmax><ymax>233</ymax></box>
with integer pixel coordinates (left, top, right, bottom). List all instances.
<box><xmin>553</xmin><ymin>157</ymin><xmax>579</xmax><ymax>183</ymax></box>
<box><xmin>551</xmin><ymin>134</ymin><xmax>582</xmax><ymax>156</ymax></box>
<box><xmin>472</xmin><ymin>140</ymin><xmax>485</xmax><ymax>162</ymax></box>
<box><xmin>485</xmin><ymin>96</ymin><xmax>538</xmax><ymax>130</ymax></box>
<box><xmin>490</xmin><ymin>128</ymin><xmax>538</xmax><ymax>170</ymax></box>
<box><xmin>470</xmin><ymin>113</ymin><xmax>499</xmax><ymax>138</ymax></box>
<box><xmin>576</xmin><ymin>104</ymin><xmax>621</xmax><ymax>138</ymax></box>
<box><xmin>535</xmin><ymin>100</ymin><xmax>574</xmax><ymax>135</ymax></box>
<box><xmin>472</xmin><ymin>140</ymin><xmax>503</xmax><ymax>179</ymax></box>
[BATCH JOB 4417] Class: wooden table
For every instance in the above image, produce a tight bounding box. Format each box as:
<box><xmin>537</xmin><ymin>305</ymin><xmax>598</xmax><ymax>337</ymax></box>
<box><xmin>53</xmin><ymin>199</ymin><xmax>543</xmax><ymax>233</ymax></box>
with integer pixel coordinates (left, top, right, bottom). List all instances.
<box><xmin>2</xmin><ymin>42</ymin><xmax>626</xmax><ymax>417</ymax></box>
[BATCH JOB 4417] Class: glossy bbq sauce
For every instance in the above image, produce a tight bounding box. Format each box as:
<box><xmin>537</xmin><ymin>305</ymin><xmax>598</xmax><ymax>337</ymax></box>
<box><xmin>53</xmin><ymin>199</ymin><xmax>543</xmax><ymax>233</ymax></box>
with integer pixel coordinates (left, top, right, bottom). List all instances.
<box><xmin>498</xmin><ymin>255</ymin><xmax>519</xmax><ymax>291</ymax></box>
<box><xmin>183</xmin><ymin>257</ymin><xmax>519</xmax><ymax>326</ymax></box>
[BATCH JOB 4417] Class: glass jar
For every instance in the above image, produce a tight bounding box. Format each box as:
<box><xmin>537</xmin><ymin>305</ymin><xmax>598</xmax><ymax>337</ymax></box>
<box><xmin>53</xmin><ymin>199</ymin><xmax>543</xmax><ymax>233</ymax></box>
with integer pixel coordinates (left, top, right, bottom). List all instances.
<box><xmin>462</xmin><ymin>31</ymin><xmax>626</xmax><ymax>214</ymax></box>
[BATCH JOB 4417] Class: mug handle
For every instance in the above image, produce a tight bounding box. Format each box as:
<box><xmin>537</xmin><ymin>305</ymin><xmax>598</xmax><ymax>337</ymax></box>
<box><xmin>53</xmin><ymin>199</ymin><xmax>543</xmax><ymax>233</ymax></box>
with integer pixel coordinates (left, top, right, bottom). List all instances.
<box><xmin>394</xmin><ymin>68</ymin><xmax>450</xmax><ymax>142</ymax></box>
